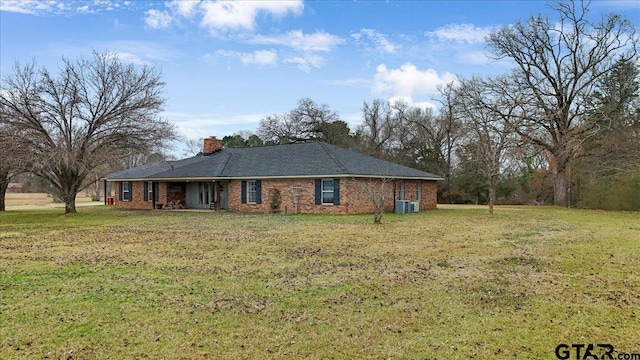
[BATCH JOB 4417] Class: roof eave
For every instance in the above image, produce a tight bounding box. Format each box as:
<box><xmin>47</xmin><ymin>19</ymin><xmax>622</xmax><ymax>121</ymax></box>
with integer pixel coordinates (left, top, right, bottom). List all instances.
<box><xmin>105</xmin><ymin>174</ymin><xmax>444</xmax><ymax>182</ymax></box>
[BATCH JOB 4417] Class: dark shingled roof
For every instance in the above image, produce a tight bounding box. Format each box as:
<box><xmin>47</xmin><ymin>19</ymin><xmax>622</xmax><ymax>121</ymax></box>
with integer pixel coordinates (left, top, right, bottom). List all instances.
<box><xmin>105</xmin><ymin>142</ymin><xmax>443</xmax><ymax>181</ymax></box>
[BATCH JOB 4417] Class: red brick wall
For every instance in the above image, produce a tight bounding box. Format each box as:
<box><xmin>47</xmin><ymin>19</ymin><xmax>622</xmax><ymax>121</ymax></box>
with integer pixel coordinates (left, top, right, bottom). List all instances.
<box><xmin>420</xmin><ymin>180</ymin><xmax>438</xmax><ymax>210</ymax></box>
<box><xmin>111</xmin><ymin>178</ymin><xmax>439</xmax><ymax>213</ymax></box>
<box><xmin>228</xmin><ymin>178</ymin><xmax>438</xmax><ymax>214</ymax></box>
<box><xmin>112</xmin><ymin>181</ymin><xmax>166</xmax><ymax>210</ymax></box>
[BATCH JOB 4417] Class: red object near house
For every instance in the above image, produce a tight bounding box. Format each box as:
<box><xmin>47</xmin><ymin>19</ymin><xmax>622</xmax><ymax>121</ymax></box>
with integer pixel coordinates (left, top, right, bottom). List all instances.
<box><xmin>107</xmin><ymin>197</ymin><xmax>114</xmax><ymax>205</ymax></box>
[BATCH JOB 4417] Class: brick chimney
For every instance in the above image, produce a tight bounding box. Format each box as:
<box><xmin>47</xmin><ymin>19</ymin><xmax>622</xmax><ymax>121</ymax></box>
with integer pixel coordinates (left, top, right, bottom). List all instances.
<box><xmin>203</xmin><ymin>136</ymin><xmax>223</xmax><ymax>155</ymax></box>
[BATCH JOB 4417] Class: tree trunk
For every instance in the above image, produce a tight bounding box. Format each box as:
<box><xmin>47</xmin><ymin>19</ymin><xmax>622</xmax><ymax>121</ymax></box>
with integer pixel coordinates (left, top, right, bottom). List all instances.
<box><xmin>374</xmin><ymin>210</ymin><xmax>383</xmax><ymax>224</ymax></box>
<box><xmin>488</xmin><ymin>176</ymin><xmax>496</xmax><ymax>215</ymax></box>
<box><xmin>0</xmin><ymin>169</ymin><xmax>11</xmax><ymax>211</ymax></box>
<box><xmin>0</xmin><ymin>178</ymin><xmax>8</xmax><ymax>211</ymax></box>
<box><xmin>445</xmin><ymin>146</ymin><xmax>453</xmax><ymax>204</ymax></box>
<box><xmin>553</xmin><ymin>171</ymin><xmax>568</xmax><ymax>206</ymax></box>
<box><xmin>64</xmin><ymin>199</ymin><xmax>77</xmax><ymax>214</ymax></box>
<box><xmin>62</xmin><ymin>191</ymin><xmax>77</xmax><ymax>214</ymax></box>
<box><xmin>550</xmin><ymin>152</ymin><xmax>570</xmax><ymax>207</ymax></box>
<box><xmin>554</xmin><ymin>165</ymin><xmax>569</xmax><ymax>207</ymax></box>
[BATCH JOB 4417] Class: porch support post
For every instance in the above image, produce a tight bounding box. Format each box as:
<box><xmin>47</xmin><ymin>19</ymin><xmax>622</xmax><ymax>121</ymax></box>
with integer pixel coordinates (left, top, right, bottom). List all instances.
<box><xmin>103</xmin><ymin>180</ymin><xmax>107</xmax><ymax>205</ymax></box>
<box><xmin>215</xmin><ymin>181</ymin><xmax>221</xmax><ymax>211</ymax></box>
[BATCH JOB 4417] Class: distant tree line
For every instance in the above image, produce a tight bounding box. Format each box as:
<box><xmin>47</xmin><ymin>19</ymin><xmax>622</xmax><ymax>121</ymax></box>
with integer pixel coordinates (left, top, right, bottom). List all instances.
<box><xmin>2</xmin><ymin>1</ymin><xmax>637</xmax><ymax>213</ymax></box>
<box><xmin>215</xmin><ymin>1</ymin><xmax>639</xmax><ymax>212</ymax></box>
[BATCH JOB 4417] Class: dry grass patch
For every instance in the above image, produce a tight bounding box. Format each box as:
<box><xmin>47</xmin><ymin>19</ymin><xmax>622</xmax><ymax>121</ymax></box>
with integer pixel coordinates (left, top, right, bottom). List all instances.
<box><xmin>0</xmin><ymin>206</ymin><xmax>638</xmax><ymax>359</ymax></box>
<box><xmin>4</xmin><ymin>193</ymin><xmax>99</xmax><ymax>210</ymax></box>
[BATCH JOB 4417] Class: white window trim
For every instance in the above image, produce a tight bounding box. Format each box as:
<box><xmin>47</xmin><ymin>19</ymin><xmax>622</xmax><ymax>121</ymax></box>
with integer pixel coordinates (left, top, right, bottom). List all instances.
<box><xmin>247</xmin><ymin>180</ymin><xmax>257</xmax><ymax>204</ymax></box>
<box><xmin>321</xmin><ymin>179</ymin><xmax>334</xmax><ymax>205</ymax></box>
<box><xmin>416</xmin><ymin>180</ymin><xmax>421</xmax><ymax>200</ymax></box>
<box><xmin>148</xmin><ymin>181</ymin><xmax>154</xmax><ymax>202</ymax></box>
<box><xmin>398</xmin><ymin>180</ymin><xmax>405</xmax><ymax>200</ymax></box>
<box><xmin>122</xmin><ymin>182</ymin><xmax>131</xmax><ymax>201</ymax></box>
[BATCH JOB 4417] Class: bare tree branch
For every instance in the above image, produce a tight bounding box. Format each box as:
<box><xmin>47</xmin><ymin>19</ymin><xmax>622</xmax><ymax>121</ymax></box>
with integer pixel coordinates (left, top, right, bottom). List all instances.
<box><xmin>0</xmin><ymin>51</ymin><xmax>178</xmax><ymax>213</ymax></box>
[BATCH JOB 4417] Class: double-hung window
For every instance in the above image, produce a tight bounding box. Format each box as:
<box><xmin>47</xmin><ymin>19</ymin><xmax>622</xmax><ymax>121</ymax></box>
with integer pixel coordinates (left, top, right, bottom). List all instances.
<box><xmin>241</xmin><ymin>180</ymin><xmax>261</xmax><ymax>204</ymax></box>
<box><xmin>398</xmin><ymin>180</ymin><xmax>405</xmax><ymax>200</ymax></box>
<box><xmin>121</xmin><ymin>182</ymin><xmax>131</xmax><ymax>201</ymax></box>
<box><xmin>315</xmin><ymin>179</ymin><xmax>340</xmax><ymax>205</ymax></box>
<box><xmin>247</xmin><ymin>180</ymin><xmax>257</xmax><ymax>203</ymax></box>
<box><xmin>144</xmin><ymin>182</ymin><xmax>159</xmax><ymax>202</ymax></box>
<box><xmin>147</xmin><ymin>181</ymin><xmax>154</xmax><ymax>202</ymax></box>
<box><xmin>321</xmin><ymin>179</ymin><xmax>334</xmax><ymax>204</ymax></box>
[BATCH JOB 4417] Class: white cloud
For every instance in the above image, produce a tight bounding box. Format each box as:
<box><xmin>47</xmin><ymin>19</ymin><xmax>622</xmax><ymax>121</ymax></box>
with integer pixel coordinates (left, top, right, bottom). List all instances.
<box><xmin>241</xmin><ymin>50</ymin><xmax>278</xmax><ymax>66</ymax></box>
<box><xmin>0</xmin><ymin>0</ymin><xmax>55</xmax><ymax>14</ymax></box>
<box><xmin>284</xmin><ymin>54</ymin><xmax>325</xmax><ymax>72</ymax></box>
<box><xmin>352</xmin><ymin>28</ymin><xmax>400</xmax><ymax>54</ymax></box>
<box><xmin>199</xmin><ymin>0</ymin><xmax>303</xmax><ymax>34</ymax></box>
<box><xmin>169</xmin><ymin>0</ymin><xmax>201</xmax><ymax>18</ymax></box>
<box><xmin>216</xmin><ymin>49</ymin><xmax>278</xmax><ymax>66</ymax></box>
<box><xmin>374</xmin><ymin>63</ymin><xmax>457</xmax><ymax>98</ymax></box>
<box><xmin>145</xmin><ymin>9</ymin><xmax>172</xmax><ymax>29</ymax></box>
<box><xmin>112</xmin><ymin>51</ymin><xmax>152</xmax><ymax>66</ymax></box>
<box><xmin>56</xmin><ymin>41</ymin><xmax>174</xmax><ymax>66</ymax></box>
<box><xmin>0</xmin><ymin>0</ymin><xmax>131</xmax><ymax>15</ymax></box>
<box><xmin>389</xmin><ymin>95</ymin><xmax>437</xmax><ymax>111</ymax></box>
<box><xmin>165</xmin><ymin>111</ymin><xmax>264</xmax><ymax>140</ymax></box>
<box><xmin>427</xmin><ymin>23</ymin><xmax>497</xmax><ymax>44</ymax></box>
<box><xmin>248</xmin><ymin>30</ymin><xmax>345</xmax><ymax>52</ymax></box>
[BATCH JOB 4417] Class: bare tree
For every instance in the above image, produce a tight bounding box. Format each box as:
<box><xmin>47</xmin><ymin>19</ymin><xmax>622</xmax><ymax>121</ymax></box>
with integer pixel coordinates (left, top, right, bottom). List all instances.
<box><xmin>434</xmin><ymin>82</ymin><xmax>462</xmax><ymax>203</ymax></box>
<box><xmin>355</xmin><ymin>177</ymin><xmax>394</xmax><ymax>223</ymax></box>
<box><xmin>0</xmin><ymin>51</ymin><xmax>177</xmax><ymax>214</ymax></box>
<box><xmin>290</xmin><ymin>97</ymin><xmax>340</xmax><ymax>132</ymax></box>
<box><xmin>183</xmin><ymin>138</ymin><xmax>204</xmax><ymax>157</ymax></box>
<box><xmin>486</xmin><ymin>0</ymin><xmax>638</xmax><ymax>206</ymax></box>
<box><xmin>357</xmin><ymin>99</ymin><xmax>396</xmax><ymax>158</ymax></box>
<box><xmin>0</xmin><ymin>165</ymin><xmax>12</xmax><ymax>211</ymax></box>
<box><xmin>0</xmin><ymin>123</ymin><xmax>27</xmax><ymax>211</ymax></box>
<box><xmin>258</xmin><ymin>98</ymin><xmax>348</xmax><ymax>145</ymax></box>
<box><xmin>581</xmin><ymin>59</ymin><xmax>640</xmax><ymax>176</ymax></box>
<box><xmin>258</xmin><ymin>112</ymin><xmax>306</xmax><ymax>143</ymax></box>
<box><xmin>456</xmin><ymin>76</ymin><xmax>519</xmax><ymax>214</ymax></box>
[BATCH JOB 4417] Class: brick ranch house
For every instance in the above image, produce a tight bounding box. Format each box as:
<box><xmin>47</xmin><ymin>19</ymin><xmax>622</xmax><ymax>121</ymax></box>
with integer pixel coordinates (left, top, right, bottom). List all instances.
<box><xmin>103</xmin><ymin>138</ymin><xmax>443</xmax><ymax>214</ymax></box>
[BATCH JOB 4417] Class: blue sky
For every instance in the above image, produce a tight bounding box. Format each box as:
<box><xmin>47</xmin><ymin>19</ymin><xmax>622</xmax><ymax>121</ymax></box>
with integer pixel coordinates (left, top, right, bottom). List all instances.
<box><xmin>1</xmin><ymin>0</ymin><xmax>639</xmax><ymax>146</ymax></box>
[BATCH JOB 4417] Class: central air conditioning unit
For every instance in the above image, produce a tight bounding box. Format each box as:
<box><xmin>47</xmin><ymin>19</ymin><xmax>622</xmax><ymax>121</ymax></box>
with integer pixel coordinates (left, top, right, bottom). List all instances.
<box><xmin>410</xmin><ymin>202</ymin><xmax>420</xmax><ymax>213</ymax></box>
<box><xmin>395</xmin><ymin>200</ymin><xmax>411</xmax><ymax>214</ymax></box>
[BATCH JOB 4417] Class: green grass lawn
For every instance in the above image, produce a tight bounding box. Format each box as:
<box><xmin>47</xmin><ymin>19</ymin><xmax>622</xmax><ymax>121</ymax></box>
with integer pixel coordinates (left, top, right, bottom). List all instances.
<box><xmin>1</xmin><ymin>206</ymin><xmax>638</xmax><ymax>359</ymax></box>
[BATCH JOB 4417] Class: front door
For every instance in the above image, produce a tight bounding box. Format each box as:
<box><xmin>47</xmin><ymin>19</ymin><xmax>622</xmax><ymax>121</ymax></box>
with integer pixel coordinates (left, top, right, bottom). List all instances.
<box><xmin>186</xmin><ymin>181</ymin><xmax>214</xmax><ymax>209</ymax></box>
<box><xmin>214</xmin><ymin>181</ymin><xmax>229</xmax><ymax>210</ymax></box>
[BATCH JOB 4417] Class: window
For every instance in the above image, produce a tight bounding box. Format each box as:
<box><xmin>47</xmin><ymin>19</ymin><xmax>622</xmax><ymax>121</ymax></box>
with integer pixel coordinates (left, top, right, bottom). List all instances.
<box><xmin>121</xmin><ymin>182</ymin><xmax>131</xmax><ymax>201</ymax></box>
<box><xmin>144</xmin><ymin>182</ymin><xmax>159</xmax><ymax>202</ymax></box>
<box><xmin>148</xmin><ymin>181</ymin><xmax>154</xmax><ymax>202</ymax></box>
<box><xmin>241</xmin><ymin>180</ymin><xmax>261</xmax><ymax>204</ymax></box>
<box><xmin>416</xmin><ymin>180</ymin><xmax>421</xmax><ymax>200</ymax></box>
<box><xmin>398</xmin><ymin>180</ymin><xmax>405</xmax><ymax>200</ymax></box>
<box><xmin>247</xmin><ymin>180</ymin><xmax>257</xmax><ymax>203</ymax></box>
<box><xmin>322</xmin><ymin>179</ymin><xmax>334</xmax><ymax>204</ymax></box>
<box><xmin>315</xmin><ymin>179</ymin><xmax>340</xmax><ymax>205</ymax></box>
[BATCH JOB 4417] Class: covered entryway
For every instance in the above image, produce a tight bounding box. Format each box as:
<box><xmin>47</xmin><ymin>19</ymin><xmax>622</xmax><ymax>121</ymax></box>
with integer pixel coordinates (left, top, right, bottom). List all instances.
<box><xmin>185</xmin><ymin>181</ymin><xmax>228</xmax><ymax>210</ymax></box>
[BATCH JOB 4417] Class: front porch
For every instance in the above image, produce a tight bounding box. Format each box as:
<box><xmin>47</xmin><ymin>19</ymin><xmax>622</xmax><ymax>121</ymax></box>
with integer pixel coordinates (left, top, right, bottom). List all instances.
<box><xmin>106</xmin><ymin>180</ymin><xmax>230</xmax><ymax>211</ymax></box>
<box><xmin>183</xmin><ymin>180</ymin><xmax>229</xmax><ymax>210</ymax></box>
